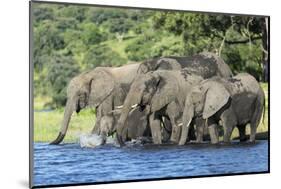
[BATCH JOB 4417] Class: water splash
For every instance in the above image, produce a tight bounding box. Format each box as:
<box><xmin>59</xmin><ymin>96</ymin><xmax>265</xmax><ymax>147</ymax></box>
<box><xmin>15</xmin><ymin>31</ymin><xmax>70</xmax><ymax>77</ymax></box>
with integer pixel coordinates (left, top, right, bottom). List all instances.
<box><xmin>79</xmin><ymin>134</ymin><xmax>116</xmax><ymax>148</ymax></box>
<box><xmin>79</xmin><ymin>134</ymin><xmax>103</xmax><ymax>148</ymax></box>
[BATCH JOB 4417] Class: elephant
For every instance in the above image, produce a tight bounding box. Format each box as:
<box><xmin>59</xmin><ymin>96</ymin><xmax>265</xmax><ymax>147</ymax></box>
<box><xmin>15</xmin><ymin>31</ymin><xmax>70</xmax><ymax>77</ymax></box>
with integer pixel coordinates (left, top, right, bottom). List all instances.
<box><xmin>99</xmin><ymin>107</ymin><xmax>150</xmax><ymax>144</ymax></box>
<box><xmin>116</xmin><ymin>69</ymin><xmax>205</xmax><ymax>146</ymax></box>
<box><xmin>50</xmin><ymin>63</ymin><xmax>140</xmax><ymax>144</ymax></box>
<box><xmin>115</xmin><ymin>52</ymin><xmax>233</xmax><ymax>146</ymax></box>
<box><xmin>137</xmin><ymin>52</ymin><xmax>233</xmax><ymax>79</ymax></box>
<box><xmin>179</xmin><ymin>73</ymin><xmax>265</xmax><ymax>145</ymax></box>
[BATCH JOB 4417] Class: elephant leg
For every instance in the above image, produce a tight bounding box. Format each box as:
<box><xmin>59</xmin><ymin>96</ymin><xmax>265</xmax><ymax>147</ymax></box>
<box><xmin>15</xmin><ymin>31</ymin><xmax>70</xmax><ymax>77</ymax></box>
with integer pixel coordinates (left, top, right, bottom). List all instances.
<box><xmin>188</xmin><ymin>124</ymin><xmax>196</xmax><ymax>141</ymax></box>
<box><xmin>249</xmin><ymin>122</ymin><xmax>258</xmax><ymax>143</ymax></box>
<box><xmin>237</xmin><ymin>124</ymin><xmax>247</xmax><ymax>142</ymax></box>
<box><xmin>249</xmin><ymin>97</ymin><xmax>264</xmax><ymax>143</ymax></box>
<box><xmin>221</xmin><ymin>110</ymin><xmax>236</xmax><ymax>143</ymax></box>
<box><xmin>166</xmin><ymin>102</ymin><xmax>181</xmax><ymax>143</ymax></box>
<box><xmin>92</xmin><ymin>106</ymin><xmax>102</xmax><ymax>134</ymax></box>
<box><xmin>163</xmin><ymin>117</ymin><xmax>172</xmax><ymax>133</ymax></box>
<box><xmin>224</xmin><ymin>126</ymin><xmax>234</xmax><ymax>143</ymax></box>
<box><xmin>170</xmin><ymin>123</ymin><xmax>181</xmax><ymax>143</ymax></box>
<box><xmin>195</xmin><ymin>118</ymin><xmax>204</xmax><ymax>143</ymax></box>
<box><xmin>149</xmin><ymin>113</ymin><xmax>162</xmax><ymax>144</ymax></box>
<box><xmin>208</xmin><ymin>124</ymin><xmax>219</xmax><ymax>144</ymax></box>
<box><xmin>92</xmin><ymin>96</ymin><xmax>114</xmax><ymax>134</ymax></box>
<box><xmin>161</xmin><ymin>118</ymin><xmax>171</xmax><ymax>143</ymax></box>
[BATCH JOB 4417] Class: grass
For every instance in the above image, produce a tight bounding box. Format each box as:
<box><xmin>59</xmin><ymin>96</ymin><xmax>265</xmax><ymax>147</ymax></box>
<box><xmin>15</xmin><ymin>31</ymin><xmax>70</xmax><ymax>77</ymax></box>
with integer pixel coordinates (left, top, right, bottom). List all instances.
<box><xmin>33</xmin><ymin>83</ymin><xmax>269</xmax><ymax>143</ymax></box>
<box><xmin>34</xmin><ymin>96</ymin><xmax>95</xmax><ymax>142</ymax></box>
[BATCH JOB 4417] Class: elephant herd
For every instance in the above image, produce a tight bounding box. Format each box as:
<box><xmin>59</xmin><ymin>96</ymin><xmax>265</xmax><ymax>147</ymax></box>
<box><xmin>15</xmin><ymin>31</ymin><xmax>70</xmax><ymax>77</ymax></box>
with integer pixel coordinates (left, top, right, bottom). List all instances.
<box><xmin>50</xmin><ymin>52</ymin><xmax>265</xmax><ymax>146</ymax></box>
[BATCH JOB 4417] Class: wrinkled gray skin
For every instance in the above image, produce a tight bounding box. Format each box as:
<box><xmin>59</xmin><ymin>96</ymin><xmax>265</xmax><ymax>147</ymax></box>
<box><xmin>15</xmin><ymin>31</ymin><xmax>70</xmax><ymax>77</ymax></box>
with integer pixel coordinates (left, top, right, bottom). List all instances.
<box><xmin>137</xmin><ymin>52</ymin><xmax>233</xmax><ymax>79</ymax></box>
<box><xmin>116</xmin><ymin>52</ymin><xmax>233</xmax><ymax>146</ymax></box>
<box><xmin>100</xmin><ymin>108</ymin><xmax>149</xmax><ymax>144</ymax></box>
<box><xmin>116</xmin><ymin>69</ymin><xmax>204</xmax><ymax>145</ymax></box>
<box><xmin>179</xmin><ymin>73</ymin><xmax>265</xmax><ymax>145</ymax></box>
<box><xmin>50</xmin><ymin>64</ymin><xmax>139</xmax><ymax>144</ymax></box>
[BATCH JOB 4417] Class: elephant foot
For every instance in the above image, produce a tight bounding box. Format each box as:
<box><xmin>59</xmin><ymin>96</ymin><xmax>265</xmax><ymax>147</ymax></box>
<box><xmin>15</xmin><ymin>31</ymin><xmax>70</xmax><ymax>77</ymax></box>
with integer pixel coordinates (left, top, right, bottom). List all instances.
<box><xmin>170</xmin><ymin>138</ymin><xmax>179</xmax><ymax>144</ymax></box>
<box><xmin>187</xmin><ymin>140</ymin><xmax>199</xmax><ymax>144</ymax></box>
<box><xmin>137</xmin><ymin>137</ymin><xmax>153</xmax><ymax>144</ymax></box>
<box><xmin>208</xmin><ymin>124</ymin><xmax>219</xmax><ymax>144</ymax></box>
<box><xmin>223</xmin><ymin>139</ymin><xmax>231</xmax><ymax>143</ymax></box>
<box><xmin>116</xmin><ymin>134</ymin><xmax>125</xmax><ymax>147</ymax></box>
<box><xmin>249</xmin><ymin>139</ymin><xmax>256</xmax><ymax>143</ymax></box>
<box><xmin>249</xmin><ymin>135</ymin><xmax>256</xmax><ymax>143</ymax></box>
<box><xmin>178</xmin><ymin>141</ymin><xmax>185</xmax><ymax>146</ymax></box>
<box><xmin>50</xmin><ymin>132</ymin><xmax>65</xmax><ymax>145</ymax></box>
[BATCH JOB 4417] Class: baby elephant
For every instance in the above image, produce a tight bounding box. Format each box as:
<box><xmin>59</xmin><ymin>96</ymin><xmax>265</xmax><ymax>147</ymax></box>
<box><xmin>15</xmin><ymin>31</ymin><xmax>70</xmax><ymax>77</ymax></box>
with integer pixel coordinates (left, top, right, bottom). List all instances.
<box><xmin>100</xmin><ymin>108</ymin><xmax>149</xmax><ymax>144</ymax></box>
<box><xmin>179</xmin><ymin>73</ymin><xmax>265</xmax><ymax>145</ymax></box>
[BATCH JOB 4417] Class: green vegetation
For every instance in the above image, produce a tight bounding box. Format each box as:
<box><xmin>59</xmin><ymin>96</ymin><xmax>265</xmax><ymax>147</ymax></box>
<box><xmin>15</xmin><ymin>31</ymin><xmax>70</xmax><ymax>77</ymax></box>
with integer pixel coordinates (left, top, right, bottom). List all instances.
<box><xmin>33</xmin><ymin>3</ymin><xmax>268</xmax><ymax>108</ymax></box>
<box><xmin>32</xmin><ymin>3</ymin><xmax>268</xmax><ymax>142</ymax></box>
<box><xmin>34</xmin><ymin>96</ymin><xmax>95</xmax><ymax>142</ymax></box>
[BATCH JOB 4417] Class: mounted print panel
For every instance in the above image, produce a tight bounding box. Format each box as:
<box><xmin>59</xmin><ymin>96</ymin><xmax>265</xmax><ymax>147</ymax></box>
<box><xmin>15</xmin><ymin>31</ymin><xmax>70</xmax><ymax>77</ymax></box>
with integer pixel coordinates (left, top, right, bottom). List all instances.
<box><xmin>30</xmin><ymin>1</ymin><xmax>269</xmax><ymax>188</ymax></box>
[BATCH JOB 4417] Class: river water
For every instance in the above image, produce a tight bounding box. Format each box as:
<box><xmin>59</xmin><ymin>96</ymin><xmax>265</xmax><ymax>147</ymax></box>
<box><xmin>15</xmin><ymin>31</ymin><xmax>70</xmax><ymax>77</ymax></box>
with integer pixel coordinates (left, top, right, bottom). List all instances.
<box><xmin>33</xmin><ymin>140</ymin><xmax>268</xmax><ymax>187</ymax></box>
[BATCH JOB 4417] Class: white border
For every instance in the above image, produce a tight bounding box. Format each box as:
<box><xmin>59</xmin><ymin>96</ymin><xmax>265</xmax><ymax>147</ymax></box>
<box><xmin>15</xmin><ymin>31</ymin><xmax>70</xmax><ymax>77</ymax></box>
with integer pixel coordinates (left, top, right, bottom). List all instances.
<box><xmin>1</xmin><ymin>0</ymin><xmax>280</xmax><ymax>189</ymax></box>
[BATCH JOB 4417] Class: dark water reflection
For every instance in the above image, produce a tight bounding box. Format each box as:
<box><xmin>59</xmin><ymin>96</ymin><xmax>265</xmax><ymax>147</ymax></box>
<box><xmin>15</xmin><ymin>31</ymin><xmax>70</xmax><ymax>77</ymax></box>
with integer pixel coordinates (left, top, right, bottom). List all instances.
<box><xmin>33</xmin><ymin>140</ymin><xmax>268</xmax><ymax>186</ymax></box>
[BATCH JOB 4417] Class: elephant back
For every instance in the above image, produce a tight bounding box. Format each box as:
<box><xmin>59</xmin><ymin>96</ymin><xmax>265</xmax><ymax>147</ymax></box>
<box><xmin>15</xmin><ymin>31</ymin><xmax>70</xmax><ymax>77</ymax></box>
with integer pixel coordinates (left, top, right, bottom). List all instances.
<box><xmin>228</xmin><ymin>73</ymin><xmax>261</xmax><ymax>95</ymax></box>
<box><xmin>110</xmin><ymin>63</ymin><xmax>140</xmax><ymax>85</ymax></box>
<box><xmin>168</xmin><ymin>52</ymin><xmax>233</xmax><ymax>79</ymax></box>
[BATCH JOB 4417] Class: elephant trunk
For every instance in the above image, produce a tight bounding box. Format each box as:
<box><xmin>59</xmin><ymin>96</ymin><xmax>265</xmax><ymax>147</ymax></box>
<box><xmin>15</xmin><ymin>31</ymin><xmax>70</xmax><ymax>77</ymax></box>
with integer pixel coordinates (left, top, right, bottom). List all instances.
<box><xmin>50</xmin><ymin>98</ymin><xmax>76</xmax><ymax>145</ymax></box>
<box><xmin>116</xmin><ymin>92</ymin><xmax>141</xmax><ymax>146</ymax></box>
<box><xmin>100</xmin><ymin>131</ymin><xmax>107</xmax><ymax>145</ymax></box>
<box><xmin>179</xmin><ymin>93</ymin><xmax>194</xmax><ymax>145</ymax></box>
<box><xmin>179</xmin><ymin>119</ymin><xmax>189</xmax><ymax>145</ymax></box>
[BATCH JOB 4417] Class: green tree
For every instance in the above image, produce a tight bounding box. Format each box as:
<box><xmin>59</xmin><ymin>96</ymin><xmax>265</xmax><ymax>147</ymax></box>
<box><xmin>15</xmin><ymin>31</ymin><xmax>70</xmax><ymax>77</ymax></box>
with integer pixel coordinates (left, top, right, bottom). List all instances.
<box><xmin>34</xmin><ymin>20</ymin><xmax>65</xmax><ymax>71</ymax></box>
<box><xmin>83</xmin><ymin>44</ymin><xmax>127</xmax><ymax>68</ymax></box>
<box><xmin>79</xmin><ymin>22</ymin><xmax>106</xmax><ymax>46</ymax></box>
<box><xmin>46</xmin><ymin>54</ymin><xmax>80</xmax><ymax>107</ymax></box>
<box><xmin>152</xmin><ymin>12</ymin><xmax>268</xmax><ymax>81</ymax></box>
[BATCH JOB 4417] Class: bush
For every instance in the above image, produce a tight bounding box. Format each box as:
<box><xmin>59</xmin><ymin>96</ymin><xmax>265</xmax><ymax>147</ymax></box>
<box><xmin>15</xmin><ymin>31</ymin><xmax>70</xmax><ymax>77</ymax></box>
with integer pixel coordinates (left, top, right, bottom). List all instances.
<box><xmin>79</xmin><ymin>22</ymin><xmax>106</xmax><ymax>46</ymax></box>
<box><xmin>125</xmin><ymin>32</ymin><xmax>161</xmax><ymax>61</ymax></box>
<box><xmin>83</xmin><ymin>44</ymin><xmax>127</xmax><ymax>68</ymax></box>
<box><xmin>46</xmin><ymin>54</ymin><xmax>80</xmax><ymax>107</ymax></box>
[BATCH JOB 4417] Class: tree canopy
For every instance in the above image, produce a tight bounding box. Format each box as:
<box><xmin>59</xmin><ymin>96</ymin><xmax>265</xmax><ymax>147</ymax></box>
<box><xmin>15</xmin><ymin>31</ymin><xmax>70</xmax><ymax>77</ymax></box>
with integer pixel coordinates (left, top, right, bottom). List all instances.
<box><xmin>32</xmin><ymin>3</ymin><xmax>268</xmax><ymax>108</ymax></box>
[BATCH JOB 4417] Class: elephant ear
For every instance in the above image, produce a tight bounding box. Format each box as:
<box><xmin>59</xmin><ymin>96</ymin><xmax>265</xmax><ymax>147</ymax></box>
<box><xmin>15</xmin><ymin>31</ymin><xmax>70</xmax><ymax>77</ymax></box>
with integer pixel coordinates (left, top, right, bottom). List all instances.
<box><xmin>202</xmin><ymin>82</ymin><xmax>230</xmax><ymax>119</ymax></box>
<box><xmin>89</xmin><ymin>69</ymin><xmax>115</xmax><ymax>107</ymax></box>
<box><xmin>151</xmin><ymin>75</ymin><xmax>178</xmax><ymax>112</ymax></box>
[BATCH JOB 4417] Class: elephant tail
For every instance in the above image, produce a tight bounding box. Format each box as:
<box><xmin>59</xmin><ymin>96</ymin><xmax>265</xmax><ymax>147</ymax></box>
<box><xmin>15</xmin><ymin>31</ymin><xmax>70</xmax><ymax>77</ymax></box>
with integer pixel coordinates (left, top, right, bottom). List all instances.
<box><xmin>262</xmin><ymin>94</ymin><xmax>266</xmax><ymax>124</ymax></box>
<box><xmin>256</xmin><ymin>88</ymin><xmax>266</xmax><ymax>127</ymax></box>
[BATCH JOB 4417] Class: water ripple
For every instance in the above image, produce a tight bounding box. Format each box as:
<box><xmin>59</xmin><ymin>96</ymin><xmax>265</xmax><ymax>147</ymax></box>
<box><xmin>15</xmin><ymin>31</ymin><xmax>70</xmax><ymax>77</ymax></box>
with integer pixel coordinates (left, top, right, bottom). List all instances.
<box><xmin>33</xmin><ymin>141</ymin><xmax>268</xmax><ymax>186</ymax></box>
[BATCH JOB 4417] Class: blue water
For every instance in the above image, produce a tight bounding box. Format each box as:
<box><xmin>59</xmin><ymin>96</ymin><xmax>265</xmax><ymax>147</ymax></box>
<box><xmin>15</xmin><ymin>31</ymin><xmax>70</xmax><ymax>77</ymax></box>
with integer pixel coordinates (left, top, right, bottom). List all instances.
<box><xmin>33</xmin><ymin>140</ymin><xmax>268</xmax><ymax>187</ymax></box>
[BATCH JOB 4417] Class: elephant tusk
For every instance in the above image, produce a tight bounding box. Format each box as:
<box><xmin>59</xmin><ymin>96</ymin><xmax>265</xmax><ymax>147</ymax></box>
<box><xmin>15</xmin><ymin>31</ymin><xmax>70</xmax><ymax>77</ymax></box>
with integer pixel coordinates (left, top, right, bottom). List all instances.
<box><xmin>129</xmin><ymin>108</ymin><xmax>135</xmax><ymax>114</ymax></box>
<box><xmin>131</xmin><ymin>104</ymin><xmax>138</xmax><ymax>109</ymax></box>
<box><xmin>115</xmin><ymin>105</ymin><xmax>123</xmax><ymax>109</ymax></box>
<box><xmin>185</xmin><ymin>119</ymin><xmax>192</xmax><ymax>128</ymax></box>
<box><xmin>178</xmin><ymin>123</ymin><xmax>183</xmax><ymax>127</ymax></box>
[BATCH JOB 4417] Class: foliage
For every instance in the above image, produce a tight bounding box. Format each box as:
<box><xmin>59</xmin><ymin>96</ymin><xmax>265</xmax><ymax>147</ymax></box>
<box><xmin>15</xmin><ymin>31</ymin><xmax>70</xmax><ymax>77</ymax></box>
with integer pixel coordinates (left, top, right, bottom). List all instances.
<box><xmin>46</xmin><ymin>54</ymin><xmax>80</xmax><ymax>107</ymax></box>
<box><xmin>79</xmin><ymin>22</ymin><xmax>106</xmax><ymax>45</ymax></box>
<box><xmin>32</xmin><ymin>2</ymin><xmax>268</xmax><ymax>108</ymax></box>
<box><xmin>152</xmin><ymin>12</ymin><xmax>267</xmax><ymax>78</ymax></box>
<box><xmin>125</xmin><ymin>31</ymin><xmax>161</xmax><ymax>61</ymax></box>
<box><xmin>83</xmin><ymin>44</ymin><xmax>127</xmax><ymax>68</ymax></box>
